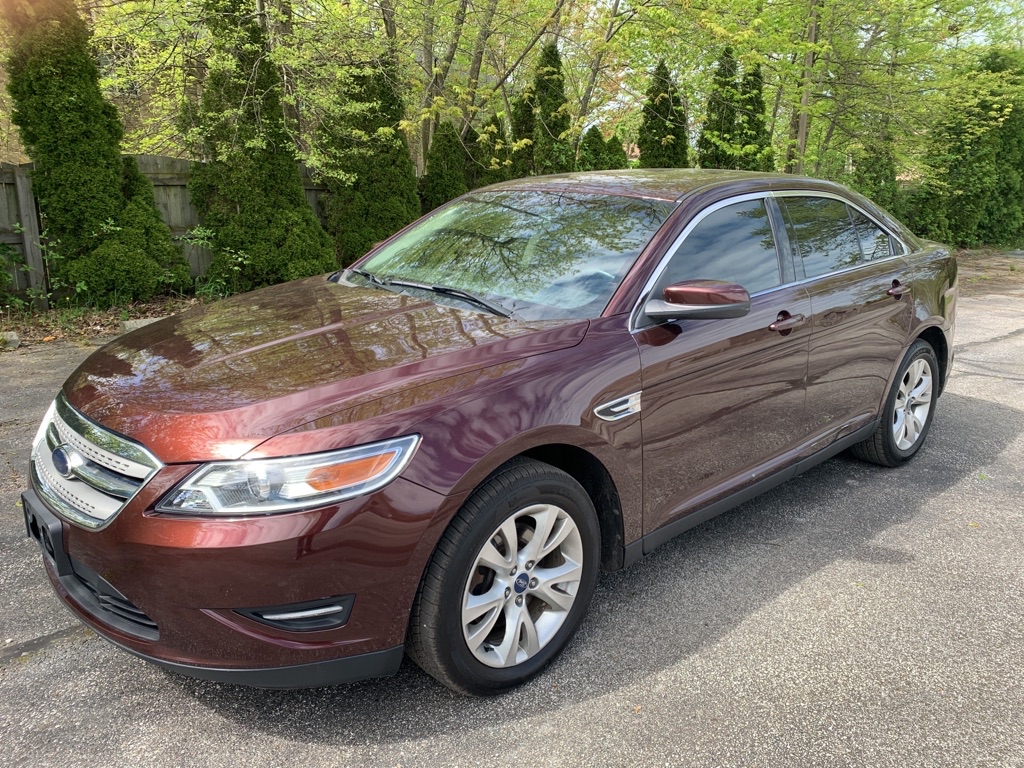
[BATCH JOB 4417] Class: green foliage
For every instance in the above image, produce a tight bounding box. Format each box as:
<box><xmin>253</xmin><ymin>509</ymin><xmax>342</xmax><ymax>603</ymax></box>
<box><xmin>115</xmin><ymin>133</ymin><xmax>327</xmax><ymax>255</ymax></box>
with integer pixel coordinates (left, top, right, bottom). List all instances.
<box><xmin>4</xmin><ymin>0</ymin><xmax>187</xmax><ymax>305</ymax></box>
<box><xmin>907</xmin><ymin>116</ymin><xmax>999</xmax><ymax>247</ymax></box>
<box><xmin>977</xmin><ymin>50</ymin><xmax>1024</xmax><ymax>246</ymax></box>
<box><xmin>4</xmin><ymin>0</ymin><xmax>123</xmax><ymax>264</ymax></box>
<box><xmin>421</xmin><ymin>122</ymin><xmax>469</xmax><ymax>212</ymax></box>
<box><xmin>850</xmin><ymin>134</ymin><xmax>901</xmax><ymax>217</ymax></box>
<box><xmin>638</xmin><ymin>60</ymin><xmax>689</xmax><ymax>169</ymax></box>
<box><xmin>320</xmin><ymin>62</ymin><xmax>421</xmax><ymax>266</ymax></box>
<box><xmin>509</xmin><ymin>93</ymin><xmax>535</xmax><ymax>179</ymax></box>
<box><xmin>119</xmin><ymin>157</ymin><xmax>191</xmax><ymax>289</ymax></box>
<box><xmin>604</xmin><ymin>134</ymin><xmax>628</xmax><ymax>169</ymax></box>
<box><xmin>735</xmin><ymin>65</ymin><xmax>774</xmax><ymax>172</ymax></box>
<box><xmin>697</xmin><ymin>47</ymin><xmax>740</xmax><ymax>170</ymax></box>
<box><xmin>904</xmin><ymin>50</ymin><xmax>1024</xmax><ymax>246</ymax></box>
<box><xmin>473</xmin><ymin>114</ymin><xmax>513</xmax><ymax>187</ymax></box>
<box><xmin>462</xmin><ymin>123</ymin><xmax>483</xmax><ymax>191</ymax></box>
<box><xmin>578</xmin><ymin>126</ymin><xmax>608</xmax><ymax>171</ymax></box>
<box><xmin>183</xmin><ymin>0</ymin><xmax>334</xmax><ymax>292</ymax></box>
<box><xmin>532</xmin><ymin>43</ymin><xmax>573</xmax><ymax>175</ymax></box>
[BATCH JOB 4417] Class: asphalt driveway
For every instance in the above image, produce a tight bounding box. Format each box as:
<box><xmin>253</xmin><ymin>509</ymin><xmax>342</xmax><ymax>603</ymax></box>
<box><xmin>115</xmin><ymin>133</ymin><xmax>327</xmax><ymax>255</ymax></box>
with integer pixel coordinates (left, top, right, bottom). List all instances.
<box><xmin>1</xmin><ymin>290</ymin><xmax>1022</xmax><ymax>767</ymax></box>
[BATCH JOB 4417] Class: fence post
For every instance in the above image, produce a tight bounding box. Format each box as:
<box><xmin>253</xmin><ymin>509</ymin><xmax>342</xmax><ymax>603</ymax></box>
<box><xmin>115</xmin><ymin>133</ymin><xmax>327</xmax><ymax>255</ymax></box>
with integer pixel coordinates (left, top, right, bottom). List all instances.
<box><xmin>13</xmin><ymin>163</ymin><xmax>47</xmax><ymax>310</ymax></box>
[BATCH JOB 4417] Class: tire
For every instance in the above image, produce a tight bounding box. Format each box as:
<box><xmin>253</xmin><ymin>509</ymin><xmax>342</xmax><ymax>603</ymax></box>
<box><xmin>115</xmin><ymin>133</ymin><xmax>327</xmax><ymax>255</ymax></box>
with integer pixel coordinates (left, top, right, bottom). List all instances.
<box><xmin>407</xmin><ymin>458</ymin><xmax>600</xmax><ymax>696</ymax></box>
<box><xmin>852</xmin><ymin>339</ymin><xmax>939</xmax><ymax>467</ymax></box>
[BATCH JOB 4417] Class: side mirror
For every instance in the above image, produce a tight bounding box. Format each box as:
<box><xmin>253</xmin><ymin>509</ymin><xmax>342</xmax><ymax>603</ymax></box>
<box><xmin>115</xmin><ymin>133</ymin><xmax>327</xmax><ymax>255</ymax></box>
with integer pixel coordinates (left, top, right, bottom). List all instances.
<box><xmin>644</xmin><ymin>280</ymin><xmax>751</xmax><ymax>320</ymax></box>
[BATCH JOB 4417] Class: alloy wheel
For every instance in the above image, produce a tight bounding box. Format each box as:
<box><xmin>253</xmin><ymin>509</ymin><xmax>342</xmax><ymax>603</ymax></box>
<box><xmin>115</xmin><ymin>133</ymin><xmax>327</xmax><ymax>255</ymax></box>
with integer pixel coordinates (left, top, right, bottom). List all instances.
<box><xmin>461</xmin><ymin>503</ymin><xmax>584</xmax><ymax>668</ymax></box>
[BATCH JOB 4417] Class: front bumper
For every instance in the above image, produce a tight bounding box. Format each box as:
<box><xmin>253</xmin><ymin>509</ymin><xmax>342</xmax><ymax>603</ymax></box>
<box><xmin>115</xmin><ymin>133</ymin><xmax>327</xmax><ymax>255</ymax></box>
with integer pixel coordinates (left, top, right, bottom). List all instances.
<box><xmin>21</xmin><ymin>474</ymin><xmax>455</xmax><ymax>688</ymax></box>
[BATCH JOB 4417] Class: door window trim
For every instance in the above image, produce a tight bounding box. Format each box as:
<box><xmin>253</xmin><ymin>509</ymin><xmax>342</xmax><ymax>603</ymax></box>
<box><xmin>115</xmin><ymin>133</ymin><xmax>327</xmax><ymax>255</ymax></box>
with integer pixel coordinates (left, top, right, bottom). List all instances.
<box><xmin>630</xmin><ymin>189</ymin><xmax>910</xmax><ymax>332</ymax></box>
<box><xmin>630</xmin><ymin>192</ymin><xmax>787</xmax><ymax>332</ymax></box>
<box><xmin>772</xmin><ymin>190</ymin><xmax>911</xmax><ymax>269</ymax></box>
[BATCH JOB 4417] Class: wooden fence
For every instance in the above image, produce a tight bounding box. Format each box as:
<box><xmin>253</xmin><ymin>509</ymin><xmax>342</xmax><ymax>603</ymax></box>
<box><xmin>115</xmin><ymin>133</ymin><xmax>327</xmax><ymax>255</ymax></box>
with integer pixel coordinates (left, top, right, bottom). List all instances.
<box><xmin>0</xmin><ymin>162</ymin><xmax>46</xmax><ymax>304</ymax></box>
<box><xmin>1</xmin><ymin>155</ymin><xmax>329</xmax><ymax>306</ymax></box>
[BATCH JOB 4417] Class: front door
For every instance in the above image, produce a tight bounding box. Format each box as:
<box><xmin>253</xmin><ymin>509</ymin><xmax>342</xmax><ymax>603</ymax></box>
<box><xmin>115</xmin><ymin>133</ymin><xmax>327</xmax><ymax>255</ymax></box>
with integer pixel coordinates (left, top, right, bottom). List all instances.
<box><xmin>635</xmin><ymin>196</ymin><xmax>811</xmax><ymax>536</ymax></box>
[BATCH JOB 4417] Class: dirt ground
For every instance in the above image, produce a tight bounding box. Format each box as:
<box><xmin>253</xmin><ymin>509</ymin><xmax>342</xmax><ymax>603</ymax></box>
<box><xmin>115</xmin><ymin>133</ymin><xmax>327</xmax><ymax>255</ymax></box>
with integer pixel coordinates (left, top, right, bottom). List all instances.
<box><xmin>956</xmin><ymin>248</ymin><xmax>1024</xmax><ymax>295</ymax></box>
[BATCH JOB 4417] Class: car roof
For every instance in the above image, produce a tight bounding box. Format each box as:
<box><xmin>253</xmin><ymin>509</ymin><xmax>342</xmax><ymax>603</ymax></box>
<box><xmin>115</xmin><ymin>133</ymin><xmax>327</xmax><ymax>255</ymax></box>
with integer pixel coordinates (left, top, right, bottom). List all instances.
<box><xmin>476</xmin><ymin>169</ymin><xmax>820</xmax><ymax>203</ymax></box>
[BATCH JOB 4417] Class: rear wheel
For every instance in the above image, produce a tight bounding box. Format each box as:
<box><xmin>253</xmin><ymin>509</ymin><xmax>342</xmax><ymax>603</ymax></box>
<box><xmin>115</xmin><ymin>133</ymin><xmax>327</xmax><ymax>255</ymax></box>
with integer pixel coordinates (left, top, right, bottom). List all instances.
<box><xmin>407</xmin><ymin>458</ymin><xmax>600</xmax><ymax>695</ymax></box>
<box><xmin>852</xmin><ymin>339</ymin><xmax>938</xmax><ymax>467</ymax></box>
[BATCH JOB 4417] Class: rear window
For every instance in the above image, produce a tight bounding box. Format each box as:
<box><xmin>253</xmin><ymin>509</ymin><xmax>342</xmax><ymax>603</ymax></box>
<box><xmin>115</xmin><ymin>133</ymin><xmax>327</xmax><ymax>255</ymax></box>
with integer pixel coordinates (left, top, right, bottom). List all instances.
<box><xmin>781</xmin><ymin>197</ymin><xmax>862</xmax><ymax>277</ymax></box>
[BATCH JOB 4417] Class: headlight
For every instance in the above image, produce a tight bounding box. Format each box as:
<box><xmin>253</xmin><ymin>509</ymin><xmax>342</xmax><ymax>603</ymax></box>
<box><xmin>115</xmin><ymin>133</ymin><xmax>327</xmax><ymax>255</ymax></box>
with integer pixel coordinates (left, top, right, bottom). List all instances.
<box><xmin>33</xmin><ymin>400</ymin><xmax>57</xmax><ymax>451</ymax></box>
<box><xmin>156</xmin><ymin>435</ymin><xmax>420</xmax><ymax>516</ymax></box>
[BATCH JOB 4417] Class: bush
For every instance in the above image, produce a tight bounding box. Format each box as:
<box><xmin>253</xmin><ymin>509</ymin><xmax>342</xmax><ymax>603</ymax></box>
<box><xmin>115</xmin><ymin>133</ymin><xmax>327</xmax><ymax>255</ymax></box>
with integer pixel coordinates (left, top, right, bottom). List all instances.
<box><xmin>4</xmin><ymin>0</ymin><xmax>187</xmax><ymax>304</ymax></box>
<box><xmin>638</xmin><ymin>61</ymin><xmax>689</xmax><ymax>169</ymax></box>
<box><xmin>65</xmin><ymin>240</ymin><xmax>160</xmax><ymax>306</ymax></box>
<box><xmin>320</xmin><ymin>61</ymin><xmax>421</xmax><ymax>266</ymax></box>
<box><xmin>184</xmin><ymin>0</ymin><xmax>334</xmax><ymax>292</ymax></box>
<box><xmin>421</xmin><ymin>122</ymin><xmax>469</xmax><ymax>212</ymax></box>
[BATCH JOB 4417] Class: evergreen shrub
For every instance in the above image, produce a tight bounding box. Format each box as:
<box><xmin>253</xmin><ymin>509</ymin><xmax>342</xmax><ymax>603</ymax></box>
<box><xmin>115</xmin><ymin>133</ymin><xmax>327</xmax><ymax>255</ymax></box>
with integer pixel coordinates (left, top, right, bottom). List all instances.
<box><xmin>638</xmin><ymin>61</ymin><xmax>689</xmax><ymax>169</ymax></box>
<box><xmin>421</xmin><ymin>122</ymin><xmax>469</xmax><ymax>212</ymax></box>
<box><xmin>320</xmin><ymin>63</ymin><xmax>421</xmax><ymax>266</ymax></box>
<box><xmin>184</xmin><ymin>0</ymin><xmax>334</xmax><ymax>292</ymax></box>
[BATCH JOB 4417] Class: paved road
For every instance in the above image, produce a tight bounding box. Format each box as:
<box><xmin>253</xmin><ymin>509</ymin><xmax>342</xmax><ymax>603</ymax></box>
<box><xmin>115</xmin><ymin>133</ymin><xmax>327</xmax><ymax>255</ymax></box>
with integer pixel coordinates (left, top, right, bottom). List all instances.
<box><xmin>1</xmin><ymin>292</ymin><xmax>1022</xmax><ymax>767</ymax></box>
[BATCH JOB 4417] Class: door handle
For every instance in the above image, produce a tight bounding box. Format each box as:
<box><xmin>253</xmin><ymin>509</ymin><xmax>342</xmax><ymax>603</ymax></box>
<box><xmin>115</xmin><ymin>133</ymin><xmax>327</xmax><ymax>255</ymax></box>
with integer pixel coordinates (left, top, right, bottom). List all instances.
<box><xmin>887</xmin><ymin>280</ymin><xmax>907</xmax><ymax>299</ymax></box>
<box><xmin>769</xmin><ymin>312</ymin><xmax>805</xmax><ymax>335</ymax></box>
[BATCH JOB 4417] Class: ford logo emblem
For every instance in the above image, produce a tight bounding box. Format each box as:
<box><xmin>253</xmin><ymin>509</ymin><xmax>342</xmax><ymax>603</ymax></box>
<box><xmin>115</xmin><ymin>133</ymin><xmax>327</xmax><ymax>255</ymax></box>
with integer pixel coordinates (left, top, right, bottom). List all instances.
<box><xmin>51</xmin><ymin>444</ymin><xmax>78</xmax><ymax>479</ymax></box>
<box><xmin>514</xmin><ymin>572</ymin><xmax>529</xmax><ymax>593</ymax></box>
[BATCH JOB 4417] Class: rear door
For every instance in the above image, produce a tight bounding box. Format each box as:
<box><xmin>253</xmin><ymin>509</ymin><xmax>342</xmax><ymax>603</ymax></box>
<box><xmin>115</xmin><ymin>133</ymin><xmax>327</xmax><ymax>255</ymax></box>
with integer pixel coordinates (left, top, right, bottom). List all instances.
<box><xmin>635</xmin><ymin>195</ymin><xmax>811</xmax><ymax>536</ymax></box>
<box><xmin>776</xmin><ymin>194</ymin><xmax>913</xmax><ymax>448</ymax></box>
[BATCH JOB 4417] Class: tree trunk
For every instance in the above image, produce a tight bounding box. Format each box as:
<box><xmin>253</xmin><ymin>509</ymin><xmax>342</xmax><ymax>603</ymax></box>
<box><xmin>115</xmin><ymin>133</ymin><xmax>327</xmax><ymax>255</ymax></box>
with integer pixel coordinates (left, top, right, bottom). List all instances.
<box><xmin>786</xmin><ymin>0</ymin><xmax>818</xmax><ymax>174</ymax></box>
<box><xmin>462</xmin><ymin>0</ymin><xmax>501</xmax><ymax>129</ymax></box>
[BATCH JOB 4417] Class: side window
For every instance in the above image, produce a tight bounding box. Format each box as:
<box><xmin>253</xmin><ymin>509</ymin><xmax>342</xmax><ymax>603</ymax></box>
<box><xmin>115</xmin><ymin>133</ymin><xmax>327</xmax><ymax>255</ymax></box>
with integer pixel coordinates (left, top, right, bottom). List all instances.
<box><xmin>849</xmin><ymin>207</ymin><xmax>893</xmax><ymax>261</ymax></box>
<box><xmin>781</xmin><ymin>196</ymin><xmax>862</xmax><ymax>277</ymax></box>
<box><xmin>655</xmin><ymin>199</ymin><xmax>782</xmax><ymax>297</ymax></box>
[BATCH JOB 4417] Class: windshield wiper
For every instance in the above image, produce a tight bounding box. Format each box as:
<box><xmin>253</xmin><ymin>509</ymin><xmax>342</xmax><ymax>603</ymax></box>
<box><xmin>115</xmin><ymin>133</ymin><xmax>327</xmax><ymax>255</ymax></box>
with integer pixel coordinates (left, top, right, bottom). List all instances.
<box><xmin>384</xmin><ymin>278</ymin><xmax>513</xmax><ymax>318</ymax></box>
<box><xmin>346</xmin><ymin>267</ymin><xmax>388</xmax><ymax>287</ymax></box>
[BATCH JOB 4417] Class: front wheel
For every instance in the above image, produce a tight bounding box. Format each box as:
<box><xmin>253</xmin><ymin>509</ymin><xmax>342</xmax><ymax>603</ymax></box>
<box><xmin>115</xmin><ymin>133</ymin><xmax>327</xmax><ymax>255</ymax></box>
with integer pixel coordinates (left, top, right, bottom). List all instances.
<box><xmin>407</xmin><ymin>458</ymin><xmax>600</xmax><ymax>695</ymax></box>
<box><xmin>852</xmin><ymin>339</ymin><xmax>939</xmax><ymax>467</ymax></box>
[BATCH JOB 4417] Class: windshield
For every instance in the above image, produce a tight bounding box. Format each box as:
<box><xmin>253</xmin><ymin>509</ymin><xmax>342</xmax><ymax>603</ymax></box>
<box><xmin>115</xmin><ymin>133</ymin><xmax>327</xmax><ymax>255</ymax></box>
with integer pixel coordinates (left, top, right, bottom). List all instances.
<box><xmin>358</xmin><ymin>190</ymin><xmax>676</xmax><ymax>320</ymax></box>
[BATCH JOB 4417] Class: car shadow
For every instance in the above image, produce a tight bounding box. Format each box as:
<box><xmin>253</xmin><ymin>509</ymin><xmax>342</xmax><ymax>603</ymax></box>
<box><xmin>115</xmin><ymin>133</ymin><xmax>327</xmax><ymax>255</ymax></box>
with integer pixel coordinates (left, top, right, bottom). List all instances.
<box><xmin>160</xmin><ymin>390</ymin><xmax>1018</xmax><ymax>746</ymax></box>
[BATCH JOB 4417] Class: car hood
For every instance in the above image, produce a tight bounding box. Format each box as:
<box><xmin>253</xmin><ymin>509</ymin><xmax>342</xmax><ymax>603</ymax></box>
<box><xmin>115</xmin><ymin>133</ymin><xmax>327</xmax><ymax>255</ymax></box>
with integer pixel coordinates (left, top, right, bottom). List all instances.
<box><xmin>63</xmin><ymin>277</ymin><xmax>587</xmax><ymax>462</ymax></box>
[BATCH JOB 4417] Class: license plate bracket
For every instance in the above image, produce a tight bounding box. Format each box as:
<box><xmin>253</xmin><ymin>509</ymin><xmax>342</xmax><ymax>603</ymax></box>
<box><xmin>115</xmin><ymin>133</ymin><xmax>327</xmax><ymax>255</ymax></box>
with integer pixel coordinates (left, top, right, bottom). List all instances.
<box><xmin>22</xmin><ymin>492</ymin><xmax>73</xmax><ymax>577</ymax></box>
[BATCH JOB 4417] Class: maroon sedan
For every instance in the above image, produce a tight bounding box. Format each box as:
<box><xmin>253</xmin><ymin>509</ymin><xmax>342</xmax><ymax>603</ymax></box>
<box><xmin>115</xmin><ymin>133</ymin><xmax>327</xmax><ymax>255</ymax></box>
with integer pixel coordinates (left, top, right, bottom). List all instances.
<box><xmin>22</xmin><ymin>170</ymin><xmax>956</xmax><ymax>695</ymax></box>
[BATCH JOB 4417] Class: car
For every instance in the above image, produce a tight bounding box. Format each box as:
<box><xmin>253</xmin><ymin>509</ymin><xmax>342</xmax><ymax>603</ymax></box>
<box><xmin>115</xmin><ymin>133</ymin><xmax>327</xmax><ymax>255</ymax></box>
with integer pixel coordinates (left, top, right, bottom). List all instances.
<box><xmin>21</xmin><ymin>169</ymin><xmax>957</xmax><ymax>695</ymax></box>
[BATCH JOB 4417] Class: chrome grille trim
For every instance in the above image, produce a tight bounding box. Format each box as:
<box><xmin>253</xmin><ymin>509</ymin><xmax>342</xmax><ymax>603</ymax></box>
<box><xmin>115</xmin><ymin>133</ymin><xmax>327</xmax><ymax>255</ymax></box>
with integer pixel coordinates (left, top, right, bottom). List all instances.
<box><xmin>31</xmin><ymin>393</ymin><xmax>163</xmax><ymax>529</ymax></box>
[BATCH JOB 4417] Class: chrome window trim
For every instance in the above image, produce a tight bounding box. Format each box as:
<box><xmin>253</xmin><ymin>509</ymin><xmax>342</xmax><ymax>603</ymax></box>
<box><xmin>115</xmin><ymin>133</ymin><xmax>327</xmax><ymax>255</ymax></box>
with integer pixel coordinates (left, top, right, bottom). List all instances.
<box><xmin>629</xmin><ymin>191</ymin><xmax>781</xmax><ymax>332</ymax></box>
<box><xmin>629</xmin><ymin>189</ymin><xmax>910</xmax><ymax>332</ymax></box>
<box><xmin>769</xmin><ymin>189</ymin><xmax>911</xmax><ymax>259</ymax></box>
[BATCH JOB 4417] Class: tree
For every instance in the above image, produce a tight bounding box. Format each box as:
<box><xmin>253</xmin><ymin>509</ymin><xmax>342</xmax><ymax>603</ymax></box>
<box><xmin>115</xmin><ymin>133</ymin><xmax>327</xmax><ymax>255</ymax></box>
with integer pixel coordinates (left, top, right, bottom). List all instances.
<box><xmin>509</xmin><ymin>92</ymin><xmax>535</xmax><ymax>179</ymax></box>
<box><xmin>907</xmin><ymin>104</ymin><xmax>1001</xmax><ymax>246</ymax></box>
<box><xmin>578</xmin><ymin>125</ymin><xmax>609</xmax><ymax>170</ymax></box>
<box><xmin>532</xmin><ymin>42</ymin><xmax>573</xmax><ymax>175</ymax></box>
<box><xmin>851</xmin><ymin>132</ymin><xmax>900</xmax><ymax>216</ymax></box>
<box><xmin>421</xmin><ymin>122</ymin><xmax>469</xmax><ymax>212</ymax></box>
<box><xmin>182</xmin><ymin>0</ymin><xmax>334</xmax><ymax>292</ymax></box>
<box><xmin>320</xmin><ymin>61</ymin><xmax>421</xmax><ymax>266</ymax></box>
<box><xmin>697</xmin><ymin>47</ymin><xmax>740</xmax><ymax>169</ymax></box>
<box><xmin>637</xmin><ymin>60</ymin><xmax>689</xmax><ymax>169</ymax></box>
<box><xmin>472</xmin><ymin>114</ymin><xmax>512</xmax><ymax>188</ymax></box>
<box><xmin>4</xmin><ymin>0</ymin><xmax>187</xmax><ymax>305</ymax></box>
<box><xmin>605</xmin><ymin>133</ymin><xmax>628</xmax><ymax>169</ymax></box>
<box><xmin>735</xmin><ymin>64</ymin><xmax>773</xmax><ymax>172</ymax></box>
<box><xmin>977</xmin><ymin>49</ymin><xmax>1024</xmax><ymax>245</ymax></box>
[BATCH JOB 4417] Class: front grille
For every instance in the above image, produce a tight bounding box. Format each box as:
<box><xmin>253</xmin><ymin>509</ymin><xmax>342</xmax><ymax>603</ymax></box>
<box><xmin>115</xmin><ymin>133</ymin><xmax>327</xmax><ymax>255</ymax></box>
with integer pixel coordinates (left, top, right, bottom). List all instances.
<box><xmin>30</xmin><ymin>393</ymin><xmax>162</xmax><ymax>529</ymax></box>
<box><xmin>66</xmin><ymin>557</ymin><xmax>159</xmax><ymax>641</ymax></box>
